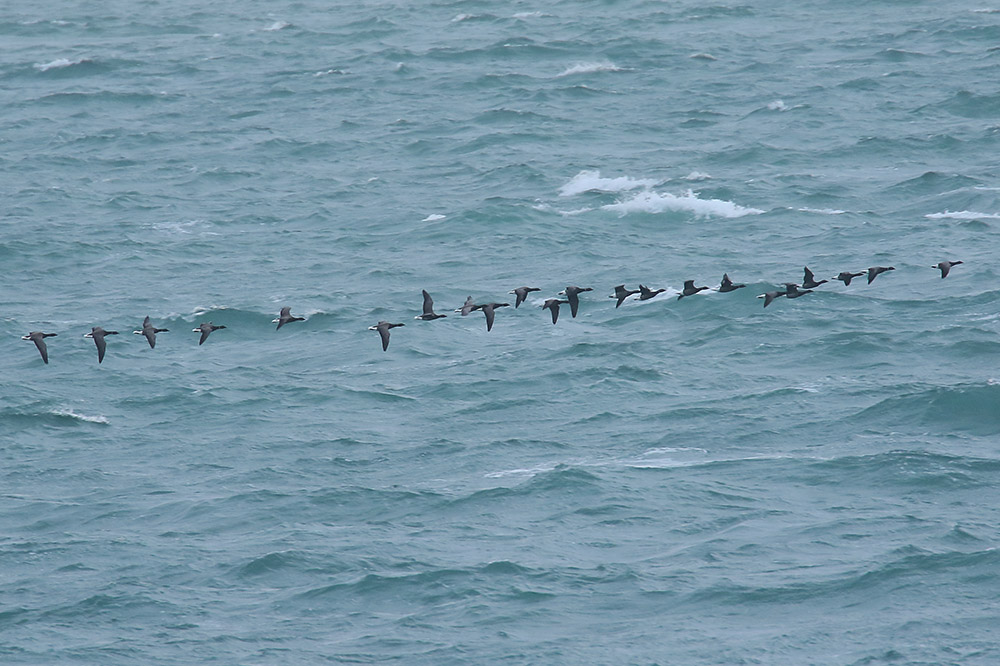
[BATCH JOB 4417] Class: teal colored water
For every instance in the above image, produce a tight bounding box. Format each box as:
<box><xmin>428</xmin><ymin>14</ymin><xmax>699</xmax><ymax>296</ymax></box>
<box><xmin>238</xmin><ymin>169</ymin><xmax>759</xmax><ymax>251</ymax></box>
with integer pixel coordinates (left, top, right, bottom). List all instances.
<box><xmin>3</xmin><ymin>1</ymin><xmax>1000</xmax><ymax>663</ymax></box>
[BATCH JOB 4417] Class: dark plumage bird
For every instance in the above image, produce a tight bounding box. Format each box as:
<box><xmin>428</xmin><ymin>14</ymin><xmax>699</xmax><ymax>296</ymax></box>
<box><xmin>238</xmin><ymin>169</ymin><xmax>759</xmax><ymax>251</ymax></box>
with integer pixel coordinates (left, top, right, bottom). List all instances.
<box><xmin>677</xmin><ymin>280</ymin><xmax>709</xmax><ymax>300</ymax></box>
<box><xmin>834</xmin><ymin>271</ymin><xmax>865</xmax><ymax>286</ymax></box>
<box><xmin>784</xmin><ymin>283</ymin><xmax>812</xmax><ymax>299</ymax></box>
<box><xmin>610</xmin><ymin>285</ymin><xmax>639</xmax><ymax>308</ymax></box>
<box><xmin>542</xmin><ymin>298</ymin><xmax>568</xmax><ymax>324</ymax></box>
<box><xmin>638</xmin><ymin>284</ymin><xmax>666</xmax><ymax>301</ymax></box>
<box><xmin>22</xmin><ymin>331</ymin><xmax>56</xmax><ymax>364</ymax></box>
<box><xmin>193</xmin><ymin>322</ymin><xmax>226</xmax><ymax>345</ymax></box>
<box><xmin>415</xmin><ymin>290</ymin><xmax>447</xmax><ymax>320</ymax></box>
<box><xmin>477</xmin><ymin>303</ymin><xmax>510</xmax><ymax>332</ymax></box>
<box><xmin>757</xmin><ymin>290</ymin><xmax>786</xmax><ymax>308</ymax></box>
<box><xmin>456</xmin><ymin>296</ymin><xmax>477</xmax><ymax>316</ymax></box>
<box><xmin>718</xmin><ymin>273</ymin><xmax>745</xmax><ymax>292</ymax></box>
<box><xmin>133</xmin><ymin>316</ymin><xmax>168</xmax><ymax>349</ymax></box>
<box><xmin>559</xmin><ymin>286</ymin><xmax>593</xmax><ymax>318</ymax></box>
<box><xmin>932</xmin><ymin>260</ymin><xmax>963</xmax><ymax>278</ymax></box>
<box><xmin>867</xmin><ymin>266</ymin><xmax>895</xmax><ymax>284</ymax></box>
<box><xmin>509</xmin><ymin>286</ymin><xmax>540</xmax><ymax>308</ymax></box>
<box><xmin>273</xmin><ymin>306</ymin><xmax>305</xmax><ymax>330</ymax></box>
<box><xmin>84</xmin><ymin>326</ymin><xmax>119</xmax><ymax>364</ymax></box>
<box><xmin>802</xmin><ymin>267</ymin><xmax>827</xmax><ymax>289</ymax></box>
<box><xmin>368</xmin><ymin>321</ymin><xmax>403</xmax><ymax>351</ymax></box>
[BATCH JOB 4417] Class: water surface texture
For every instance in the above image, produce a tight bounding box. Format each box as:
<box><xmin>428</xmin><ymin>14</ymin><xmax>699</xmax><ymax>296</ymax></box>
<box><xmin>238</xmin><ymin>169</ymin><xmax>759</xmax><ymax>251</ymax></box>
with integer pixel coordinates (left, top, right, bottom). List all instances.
<box><xmin>3</xmin><ymin>0</ymin><xmax>1000</xmax><ymax>663</ymax></box>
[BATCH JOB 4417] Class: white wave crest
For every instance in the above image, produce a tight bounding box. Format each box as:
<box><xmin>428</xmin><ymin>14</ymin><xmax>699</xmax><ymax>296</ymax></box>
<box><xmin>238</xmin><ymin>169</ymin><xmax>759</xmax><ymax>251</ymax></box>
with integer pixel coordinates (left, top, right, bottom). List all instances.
<box><xmin>54</xmin><ymin>409</ymin><xmax>109</xmax><ymax>424</ymax></box>
<box><xmin>926</xmin><ymin>210</ymin><xmax>1000</xmax><ymax>220</ymax></box>
<box><xmin>264</xmin><ymin>21</ymin><xmax>290</xmax><ymax>31</ymax></box>
<box><xmin>559</xmin><ymin>170</ymin><xmax>658</xmax><ymax>197</ymax></box>
<box><xmin>422</xmin><ymin>214</ymin><xmax>446</xmax><ymax>221</ymax></box>
<box><xmin>799</xmin><ymin>207</ymin><xmax>846</xmax><ymax>215</ymax></box>
<box><xmin>34</xmin><ymin>57</ymin><xmax>88</xmax><ymax>72</ymax></box>
<box><xmin>683</xmin><ymin>171</ymin><xmax>712</xmax><ymax>181</ymax></box>
<box><xmin>557</xmin><ymin>62</ymin><xmax>624</xmax><ymax>77</ymax></box>
<box><xmin>603</xmin><ymin>189</ymin><xmax>764</xmax><ymax>218</ymax></box>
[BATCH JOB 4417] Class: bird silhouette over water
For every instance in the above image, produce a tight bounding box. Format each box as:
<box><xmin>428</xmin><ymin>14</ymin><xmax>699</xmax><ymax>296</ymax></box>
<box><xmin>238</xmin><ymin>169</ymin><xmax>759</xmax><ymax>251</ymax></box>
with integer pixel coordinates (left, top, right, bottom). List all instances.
<box><xmin>638</xmin><ymin>284</ymin><xmax>666</xmax><ymax>301</ymax></box>
<box><xmin>784</xmin><ymin>283</ymin><xmax>812</xmax><ymax>299</ymax></box>
<box><xmin>476</xmin><ymin>302</ymin><xmax>510</xmax><ymax>332</ymax></box>
<box><xmin>559</xmin><ymin>286</ymin><xmax>592</xmax><ymax>318</ymax></box>
<box><xmin>758</xmin><ymin>289</ymin><xmax>786</xmax><ymax>308</ymax></box>
<box><xmin>802</xmin><ymin>267</ymin><xmax>827</xmax><ymax>289</ymax></box>
<box><xmin>273</xmin><ymin>306</ymin><xmax>305</xmax><ymax>330</ymax></box>
<box><xmin>610</xmin><ymin>285</ymin><xmax>639</xmax><ymax>308</ymax></box>
<box><xmin>22</xmin><ymin>331</ymin><xmax>56</xmax><ymax>364</ymax></box>
<box><xmin>456</xmin><ymin>296</ymin><xmax>477</xmax><ymax>316</ymax></box>
<box><xmin>932</xmin><ymin>260</ymin><xmax>962</xmax><ymax>278</ymax></box>
<box><xmin>509</xmin><ymin>286</ymin><xmax>540</xmax><ymax>308</ymax></box>
<box><xmin>678</xmin><ymin>280</ymin><xmax>709</xmax><ymax>300</ymax></box>
<box><xmin>368</xmin><ymin>321</ymin><xmax>403</xmax><ymax>351</ymax></box>
<box><xmin>867</xmin><ymin>266</ymin><xmax>895</xmax><ymax>284</ymax></box>
<box><xmin>718</xmin><ymin>273</ymin><xmax>745</xmax><ymax>292</ymax></box>
<box><xmin>542</xmin><ymin>298</ymin><xmax>568</xmax><ymax>324</ymax></box>
<box><xmin>415</xmin><ymin>290</ymin><xmax>446</xmax><ymax>320</ymax></box>
<box><xmin>84</xmin><ymin>327</ymin><xmax>119</xmax><ymax>364</ymax></box>
<box><xmin>834</xmin><ymin>270</ymin><xmax>865</xmax><ymax>286</ymax></box>
<box><xmin>134</xmin><ymin>316</ymin><xmax>168</xmax><ymax>349</ymax></box>
<box><xmin>194</xmin><ymin>322</ymin><xmax>226</xmax><ymax>345</ymax></box>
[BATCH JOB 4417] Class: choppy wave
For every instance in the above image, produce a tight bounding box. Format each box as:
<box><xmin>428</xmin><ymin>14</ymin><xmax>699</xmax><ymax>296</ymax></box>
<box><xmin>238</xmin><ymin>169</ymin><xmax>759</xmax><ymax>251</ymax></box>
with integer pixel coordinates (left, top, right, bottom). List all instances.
<box><xmin>602</xmin><ymin>189</ymin><xmax>764</xmax><ymax>217</ymax></box>
<box><xmin>51</xmin><ymin>409</ymin><xmax>110</xmax><ymax>424</ymax></box>
<box><xmin>851</xmin><ymin>383</ymin><xmax>1000</xmax><ymax>436</ymax></box>
<box><xmin>556</xmin><ymin>62</ymin><xmax>626</xmax><ymax>77</ymax></box>
<box><xmin>5</xmin><ymin>1</ymin><xmax>1000</xmax><ymax>663</ymax></box>
<box><xmin>925</xmin><ymin>210</ymin><xmax>1000</xmax><ymax>220</ymax></box>
<box><xmin>558</xmin><ymin>170</ymin><xmax>659</xmax><ymax>196</ymax></box>
<box><xmin>33</xmin><ymin>57</ymin><xmax>93</xmax><ymax>72</ymax></box>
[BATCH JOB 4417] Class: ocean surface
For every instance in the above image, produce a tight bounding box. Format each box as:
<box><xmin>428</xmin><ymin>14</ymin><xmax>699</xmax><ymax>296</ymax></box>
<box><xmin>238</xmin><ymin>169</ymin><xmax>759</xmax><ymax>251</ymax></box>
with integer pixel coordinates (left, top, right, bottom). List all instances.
<box><xmin>3</xmin><ymin>0</ymin><xmax>1000</xmax><ymax>663</ymax></box>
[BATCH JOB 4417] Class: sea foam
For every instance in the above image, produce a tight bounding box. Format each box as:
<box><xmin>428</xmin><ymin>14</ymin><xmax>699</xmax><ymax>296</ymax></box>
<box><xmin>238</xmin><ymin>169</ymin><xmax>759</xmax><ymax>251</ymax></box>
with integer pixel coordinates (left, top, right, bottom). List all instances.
<box><xmin>557</xmin><ymin>62</ymin><xmax>625</xmax><ymax>77</ymax></box>
<box><xmin>602</xmin><ymin>189</ymin><xmax>764</xmax><ymax>218</ymax></box>
<box><xmin>559</xmin><ymin>170</ymin><xmax>658</xmax><ymax>197</ymax></box>
<box><xmin>34</xmin><ymin>57</ymin><xmax>90</xmax><ymax>72</ymax></box>
<box><xmin>926</xmin><ymin>210</ymin><xmax>1000</xmax><ymax>220</ymax></box>
<box><xmin>53</xmin><ymin>409</ymin><xmax>110</xmax><ymax>424</ymax></box>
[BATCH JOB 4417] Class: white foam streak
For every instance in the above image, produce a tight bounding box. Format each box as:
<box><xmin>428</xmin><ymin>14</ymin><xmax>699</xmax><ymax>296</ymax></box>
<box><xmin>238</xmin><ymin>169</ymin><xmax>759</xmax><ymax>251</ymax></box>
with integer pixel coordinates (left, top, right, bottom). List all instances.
<box><xmin>799</xmin><ymin>207</ymin><xmax>846</xmax><ymax>215</ymax></box>
<box><xmin>34</xmin><ymin>57</ymin><xmax>87</xmax><ymax>71</ymax></box>
<box><xmin>926</xmin><ymin>210</ymin><xmax>1000</xmax><ymax>219</ymax></box>
<box><xmin>559</xmin><ymin>170</ymin><xmax>658</xmax><ymax>197</ymax></box>
<box><xmin>485</xmin><ymin>462</ymin><xmax>558</xmax><ymax>478</ymax></box>
<box><xmin>557</xmin><ymin>62</ymin><xmax>624</xmax><ymax>77</ymax></box>
<box><xmin>53</xmin><ymin>409</ymin><xmax>109</xmax><ymax>424</ymax></box>
<box><xmin>422</xmin><ymin>214</ymin><xmax>446</xmax><ymax>221</ymax></box>
<box><xmin>603</xmin><ymin>189</ymin><xmax>763</xmax><ymax>218</ymax></box>
<box><xmin>264</xmin><ymin>21</ymin><xmax>290</xmax><ymax>31</ymax></box>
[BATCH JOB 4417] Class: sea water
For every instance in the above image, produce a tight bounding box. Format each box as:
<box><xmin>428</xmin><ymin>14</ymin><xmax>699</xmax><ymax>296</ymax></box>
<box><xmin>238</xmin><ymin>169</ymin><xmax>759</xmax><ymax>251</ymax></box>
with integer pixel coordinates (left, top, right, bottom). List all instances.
<box><xmin>2</xmin><ymin>0</ymin><xmax>1000</xmax><ymax>663</ymax></box>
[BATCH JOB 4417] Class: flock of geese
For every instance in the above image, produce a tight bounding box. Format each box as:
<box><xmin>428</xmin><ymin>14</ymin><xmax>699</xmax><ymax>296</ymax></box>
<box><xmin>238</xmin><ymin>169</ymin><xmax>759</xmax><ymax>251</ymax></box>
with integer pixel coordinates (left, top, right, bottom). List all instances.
<box><xmin>19</xmin><ymin>261</ymin><xmax>963</xmax><ymax>362</ymax></box>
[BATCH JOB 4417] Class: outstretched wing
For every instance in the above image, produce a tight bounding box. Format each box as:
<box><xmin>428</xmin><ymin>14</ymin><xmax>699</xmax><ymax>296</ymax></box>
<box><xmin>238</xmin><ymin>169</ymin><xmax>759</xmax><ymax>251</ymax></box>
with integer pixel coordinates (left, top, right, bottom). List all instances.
<box><xmin>35</xmin><ymin>337</ymin><xmax>49</xmax><ymax>364</ymax></box>
<box><xmin>95</xmin><ymin>335</ymin><xmax>107</xmax><ymax>363</ymax></box>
